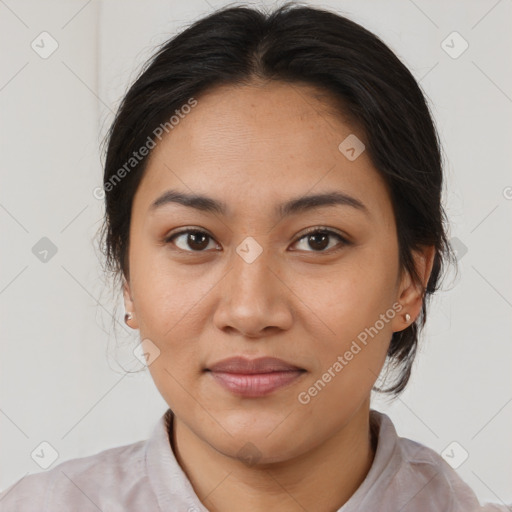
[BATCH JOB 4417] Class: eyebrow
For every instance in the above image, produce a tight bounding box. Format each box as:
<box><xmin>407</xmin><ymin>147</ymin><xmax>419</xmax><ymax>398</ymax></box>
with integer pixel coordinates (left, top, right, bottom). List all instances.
<box><xmin>149</xmin><ymin>189</ymin><xmax>369</xmax><ymax>218</ymax></box>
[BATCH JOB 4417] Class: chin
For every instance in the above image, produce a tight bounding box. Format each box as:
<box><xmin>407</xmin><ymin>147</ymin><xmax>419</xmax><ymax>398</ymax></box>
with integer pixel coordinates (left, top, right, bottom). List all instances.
<box><xmin>216</xmin><ymin>433</ymin><xmax>305</xmax><ymax>467</ymax></box>
<box><xmin>204</xmin><ymin>416</ymin><xmax>310</xmax><ymax>462</ymax></box>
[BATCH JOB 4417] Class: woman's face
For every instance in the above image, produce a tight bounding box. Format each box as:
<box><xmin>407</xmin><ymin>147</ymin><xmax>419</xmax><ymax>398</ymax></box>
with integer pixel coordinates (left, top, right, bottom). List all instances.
<box><xmin>124</xmin><ymin>81</ymin><xmax>422</xmax><ymax>463</ymax></box>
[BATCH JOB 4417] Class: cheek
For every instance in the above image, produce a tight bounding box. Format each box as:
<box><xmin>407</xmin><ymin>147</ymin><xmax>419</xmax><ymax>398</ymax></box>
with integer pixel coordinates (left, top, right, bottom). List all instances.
<box><xmin>298</xmin><ymin>246</ymin><xmax>398</xmax><ymax>384</ymax></box>
<box><xmin>303</xmin><ymin>246</ymin><xmax>398</xmax><ymax>331</ymax></box>
<box><xmin>131</xmin><ymin>246</ymin><xmax>209</xmax><ymax>336</ymax></box>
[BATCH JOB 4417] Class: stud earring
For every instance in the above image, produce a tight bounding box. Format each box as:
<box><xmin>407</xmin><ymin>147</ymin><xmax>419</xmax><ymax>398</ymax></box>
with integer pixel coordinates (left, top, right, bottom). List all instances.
<box><xmin>124</xmin><ymin>312</ymin><xmax>133</xmax><ymax>325</ymax></box>
<box><xmin>404</xmin><ymin>313</ymin><xmax>411</xmax><ymax>323</ymax></box>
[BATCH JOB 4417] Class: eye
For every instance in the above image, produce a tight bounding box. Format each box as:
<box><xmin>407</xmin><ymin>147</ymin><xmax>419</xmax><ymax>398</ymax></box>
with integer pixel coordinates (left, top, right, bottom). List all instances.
<box><xmin>164</xmin><ymin>227</ymin><xmax>349</xmax><ymax>254</ymax></box>
<box><xmin>291</xmin><ymin>228</ymin><xmax>349</xmax><ymax>253</ymax></box>
<box><xmin>164</xmin><ymin>229</ymin><xmax>220</xmax><ymax>252</ymax></box>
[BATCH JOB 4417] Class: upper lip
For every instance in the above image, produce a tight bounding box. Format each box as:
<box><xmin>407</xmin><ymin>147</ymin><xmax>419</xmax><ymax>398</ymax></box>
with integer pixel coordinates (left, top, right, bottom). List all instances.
<box><xmin>206</xmin><ymin>356</ymin><xmax>304</xmax><ymax>374</ymax></box>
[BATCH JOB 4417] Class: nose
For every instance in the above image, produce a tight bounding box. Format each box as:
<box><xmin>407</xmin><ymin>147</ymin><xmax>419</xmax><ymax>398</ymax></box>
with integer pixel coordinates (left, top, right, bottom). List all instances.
<box><xmin>212</xmin><ymin>247</ymin><xmax>294</xmax><ymax>339</ymax></box>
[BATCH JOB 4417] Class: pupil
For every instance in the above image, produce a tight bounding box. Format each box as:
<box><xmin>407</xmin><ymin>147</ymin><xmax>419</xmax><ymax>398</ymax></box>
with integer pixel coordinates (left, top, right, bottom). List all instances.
<box><xmin>309</xmin><ymin>232</ymin><xmax>328</xmax><ymax>251</ymax></box>
<box><xmin>189</xmin><ymin>232</ymin><xmax>208</xmax><ymax>250</ymax></box>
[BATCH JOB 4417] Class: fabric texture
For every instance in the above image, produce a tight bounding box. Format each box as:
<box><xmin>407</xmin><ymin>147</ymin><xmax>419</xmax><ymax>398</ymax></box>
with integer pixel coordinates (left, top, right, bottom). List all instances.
<box><xmin>0</xmin><ymin>409</ymin><xmax>509</xmax><ymax>511</ymax></box>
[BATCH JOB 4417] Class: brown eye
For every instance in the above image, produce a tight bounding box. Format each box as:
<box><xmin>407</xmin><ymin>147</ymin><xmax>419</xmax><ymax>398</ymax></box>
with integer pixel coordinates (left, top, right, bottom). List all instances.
<box><xmin>166</xmin><ymin>230</ymin><xmax>218</xmax><ymax>252</ymax></box>
<box><xmin>293</xmin><ymin>229</ymin><xmax>348</xmax><ymax>253</ymax></box>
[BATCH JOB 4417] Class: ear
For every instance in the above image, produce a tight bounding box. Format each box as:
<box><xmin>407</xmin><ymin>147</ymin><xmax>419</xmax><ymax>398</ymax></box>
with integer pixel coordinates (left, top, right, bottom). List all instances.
<box><xmin>392</xmin><ymin>245</ymin><xmax>436</xmax><ymax>332</ymax></box>
<box><xmin>123</xmin><ymin>276</ymin><xmax>139</xmax><ymax>329</ymax></box>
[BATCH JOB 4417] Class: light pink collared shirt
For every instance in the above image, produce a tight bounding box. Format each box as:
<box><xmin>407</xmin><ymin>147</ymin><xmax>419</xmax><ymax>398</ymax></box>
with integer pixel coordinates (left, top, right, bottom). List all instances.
<box><xmin>0</xmin><ymin>409</ymin><xmax>509</xmax><ymax>511</ymax></box>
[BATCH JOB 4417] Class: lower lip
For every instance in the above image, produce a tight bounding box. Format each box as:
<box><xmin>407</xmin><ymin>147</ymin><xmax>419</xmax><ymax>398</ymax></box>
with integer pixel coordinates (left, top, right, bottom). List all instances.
<box><xmin>208</xmin><ymin>370</ymin><xmax>305</xmax><ymax>397</ymax></box>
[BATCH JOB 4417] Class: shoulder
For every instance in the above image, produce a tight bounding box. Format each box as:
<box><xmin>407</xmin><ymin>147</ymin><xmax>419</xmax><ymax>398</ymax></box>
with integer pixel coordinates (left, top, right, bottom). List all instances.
<box><xmin>395</xmin><ymin>436</ymin><xmax>478</xmax><ymax>510</ymax></box>
<box><xmin>393</xmin><ymin>431</ymin><xmax>509</xmax><ymax>512</ymax></box>
<box><xmin>368</xmin><ymin>411</ymin><xmax>511</xmax><ymax>512</ymax></box>
<box><xmin>0</xmin><ymin>439</ymin><xmax>152</xmax><ymax>512</ymax></box>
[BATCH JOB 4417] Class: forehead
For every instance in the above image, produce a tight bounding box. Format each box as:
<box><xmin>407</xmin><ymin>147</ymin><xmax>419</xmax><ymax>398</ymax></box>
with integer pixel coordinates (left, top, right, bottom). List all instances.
<box><xmin>134</xmin><ymin>82</ymin><xmax>391</xmax><ymax>220</ymax></box>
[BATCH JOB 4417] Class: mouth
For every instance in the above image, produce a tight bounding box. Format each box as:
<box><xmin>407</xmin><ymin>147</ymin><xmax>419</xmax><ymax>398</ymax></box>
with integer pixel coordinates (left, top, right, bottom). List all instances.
<box><xmin>205</xmin><ymin>356</ymin><xmax>306</xmax><ymax>398</ymax></box>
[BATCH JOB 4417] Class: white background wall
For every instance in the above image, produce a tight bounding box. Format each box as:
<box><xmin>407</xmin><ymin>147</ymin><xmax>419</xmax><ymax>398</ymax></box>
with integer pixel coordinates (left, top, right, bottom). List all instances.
<box><xmin>1</xmin><ymin>0</ymin><xmax>511</xmax><ymax>505</ymax></box>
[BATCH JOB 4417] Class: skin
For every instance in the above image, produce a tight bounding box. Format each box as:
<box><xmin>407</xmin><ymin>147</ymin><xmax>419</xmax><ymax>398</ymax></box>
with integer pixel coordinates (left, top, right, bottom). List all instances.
<box><xmin>123</xmin><ymin>80</ymin><xmax>435</xmax><ymax>512</ymax></box>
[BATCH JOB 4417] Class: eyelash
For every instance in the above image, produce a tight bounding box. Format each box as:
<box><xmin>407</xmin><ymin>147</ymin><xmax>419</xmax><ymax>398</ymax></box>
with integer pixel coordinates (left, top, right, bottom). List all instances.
<box><xmin>163</xmin><ymin>227</ymin><xmax>350</xmax><ymax>254</ymax></box>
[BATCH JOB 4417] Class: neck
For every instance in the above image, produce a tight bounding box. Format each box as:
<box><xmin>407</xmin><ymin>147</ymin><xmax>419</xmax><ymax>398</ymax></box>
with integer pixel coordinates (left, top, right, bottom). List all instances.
<box><xmin>170</xmin><ymin>401</ymin><xmax>376</xmax><ymax>512</ymax></box>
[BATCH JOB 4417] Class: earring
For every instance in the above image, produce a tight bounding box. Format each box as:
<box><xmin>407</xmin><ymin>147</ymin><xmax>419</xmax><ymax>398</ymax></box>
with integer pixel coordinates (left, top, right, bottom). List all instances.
<box><xmin>404</xmin><ymin>313</ymin><xmax>411</xmax><ymax>323</ymax></box>
<box><xmin>124</xmin><ymin>312</ymin><xmax>133</xmax><ymax>325</ymax></box>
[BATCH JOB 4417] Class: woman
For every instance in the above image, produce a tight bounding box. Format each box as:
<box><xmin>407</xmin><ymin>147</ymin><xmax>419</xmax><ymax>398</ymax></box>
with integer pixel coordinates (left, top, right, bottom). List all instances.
<box><xmin>1</xmin><ymin>3</ymin><xmax>508</xmax><ymax>511</ymax></box>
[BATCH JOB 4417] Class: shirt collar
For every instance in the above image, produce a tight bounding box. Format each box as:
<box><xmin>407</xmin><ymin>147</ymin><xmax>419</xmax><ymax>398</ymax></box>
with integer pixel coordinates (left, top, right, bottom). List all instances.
<box><xmin>145</xmin><ymin>409</ymin><xmax>209</xmax><ymax>511</ymax></box>
<box><xmin>144</xmin><ymin>408</ymin><xmax>402</xmax><ymax>511</ymax></box>
<box><xmin>337</xmin><ymin>409</ymin><xmax>404</xmax><ymax>510</ymax></box>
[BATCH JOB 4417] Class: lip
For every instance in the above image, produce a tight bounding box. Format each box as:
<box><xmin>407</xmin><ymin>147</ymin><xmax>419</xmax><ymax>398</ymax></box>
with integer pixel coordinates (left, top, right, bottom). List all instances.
<box><xmin>205</xmin><ymin>356</ymin><xmax>306</xmax><ymax>397</ymax></box>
